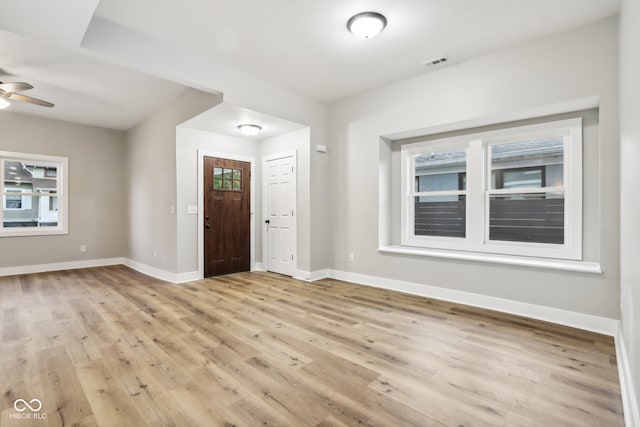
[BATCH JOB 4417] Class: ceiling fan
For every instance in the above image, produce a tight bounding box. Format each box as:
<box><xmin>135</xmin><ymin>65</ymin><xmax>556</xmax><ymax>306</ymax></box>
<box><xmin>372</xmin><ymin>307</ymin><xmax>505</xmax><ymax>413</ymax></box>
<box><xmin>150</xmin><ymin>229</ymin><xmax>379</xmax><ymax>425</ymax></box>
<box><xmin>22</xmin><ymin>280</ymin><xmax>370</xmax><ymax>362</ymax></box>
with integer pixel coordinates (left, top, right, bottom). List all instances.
<box><xmin>0</xmin><ymin>81</ymin><xmax>54</xmax><ymax>108</ymax></box>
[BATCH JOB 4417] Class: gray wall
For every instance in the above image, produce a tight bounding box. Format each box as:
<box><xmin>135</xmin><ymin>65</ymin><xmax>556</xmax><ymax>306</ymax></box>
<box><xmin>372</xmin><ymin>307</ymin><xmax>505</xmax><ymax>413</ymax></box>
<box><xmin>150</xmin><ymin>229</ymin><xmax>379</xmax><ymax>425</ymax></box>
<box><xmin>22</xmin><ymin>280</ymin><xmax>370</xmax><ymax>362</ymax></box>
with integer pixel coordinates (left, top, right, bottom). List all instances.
<box><xmin>124</xmin><ymin>88</ymin><xmax>221</xmax><ymax>271</ymax></box>
<box><xmin>0</xmin><ymin>112</ymin><xmax>126</xmax><ymax>266</ymax></box>
<box><xmin>619</xmin><ymin>0</ymin><xmax>640</xmax><ymax>415</ymax></box>
<box><xmin>329</xmin><ymin>18</ymin><xmax>620</xmax><ymax>318</ymax></box>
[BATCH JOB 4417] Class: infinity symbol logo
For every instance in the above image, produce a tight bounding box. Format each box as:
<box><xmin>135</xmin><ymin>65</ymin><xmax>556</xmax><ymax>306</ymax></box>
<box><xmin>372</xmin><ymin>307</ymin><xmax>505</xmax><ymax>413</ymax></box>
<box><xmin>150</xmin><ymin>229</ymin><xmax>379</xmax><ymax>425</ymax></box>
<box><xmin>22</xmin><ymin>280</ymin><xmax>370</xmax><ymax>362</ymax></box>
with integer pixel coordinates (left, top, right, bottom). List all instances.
<box><xmin>13</xmin><ymin>399</ymin><xmax>43</xmax><ymax>412</ymax></box>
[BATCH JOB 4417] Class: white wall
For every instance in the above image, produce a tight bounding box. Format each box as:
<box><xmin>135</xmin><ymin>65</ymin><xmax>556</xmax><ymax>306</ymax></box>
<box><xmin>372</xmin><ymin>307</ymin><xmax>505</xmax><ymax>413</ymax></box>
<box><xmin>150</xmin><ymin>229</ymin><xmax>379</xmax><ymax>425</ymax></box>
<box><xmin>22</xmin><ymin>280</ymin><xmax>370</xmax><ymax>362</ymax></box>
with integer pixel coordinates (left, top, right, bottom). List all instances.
<box><xmin>124</xmin><ymin>89</ymin><xmax>221</xmax><ymax>272</ymax></box>
<box><xmin>0</xmin><ymin>112</ymin><xmax>126</xmax><ymax>267</ymax></box>
<box><xmin>329</xmin><ymin>18</ymin><xmax>620</xmax><ymax>318</ymax></box>
<box><xmin>619</xmin><ymin>0</ymin><xmax>640</xmax><ymax>418</ymax></box>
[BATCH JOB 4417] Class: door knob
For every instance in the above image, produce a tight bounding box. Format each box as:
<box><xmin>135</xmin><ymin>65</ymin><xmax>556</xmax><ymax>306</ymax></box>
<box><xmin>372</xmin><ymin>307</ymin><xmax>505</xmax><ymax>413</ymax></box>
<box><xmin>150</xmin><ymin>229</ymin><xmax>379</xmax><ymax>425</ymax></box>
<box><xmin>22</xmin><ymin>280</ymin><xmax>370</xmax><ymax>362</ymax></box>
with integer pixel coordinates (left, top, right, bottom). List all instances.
<box><xmin>265</xmin><ymin>219</ymin><xmax>270</xmax><ymax>224</ymax></box>
<box><xmin>205</xmin><ymin>223</ymin><xmax>211</xmax><ymax>229</ymax></box>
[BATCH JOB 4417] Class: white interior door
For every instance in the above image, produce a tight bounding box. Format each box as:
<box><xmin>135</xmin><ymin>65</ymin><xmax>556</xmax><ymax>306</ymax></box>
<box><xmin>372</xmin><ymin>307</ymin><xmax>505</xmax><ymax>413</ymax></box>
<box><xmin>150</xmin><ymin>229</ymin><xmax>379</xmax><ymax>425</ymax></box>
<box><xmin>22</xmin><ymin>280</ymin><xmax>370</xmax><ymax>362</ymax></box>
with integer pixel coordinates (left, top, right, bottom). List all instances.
<box><xmin>264</xmin><ymin>153</ymin><xmax>296</xmax><ymax>276</ymax></box>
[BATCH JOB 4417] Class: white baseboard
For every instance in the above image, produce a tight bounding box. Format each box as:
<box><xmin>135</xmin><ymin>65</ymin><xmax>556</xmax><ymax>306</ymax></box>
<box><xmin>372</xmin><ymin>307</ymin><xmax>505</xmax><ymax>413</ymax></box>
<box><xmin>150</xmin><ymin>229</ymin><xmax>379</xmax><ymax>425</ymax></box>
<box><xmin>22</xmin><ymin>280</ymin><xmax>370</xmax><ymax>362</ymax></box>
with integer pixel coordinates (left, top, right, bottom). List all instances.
<box><xmin>328</xmin><ymin>269</ymin><xmax>618</xmax><ymax>336</ymax></box>
<box><xmin>253</xmin><ymin>263</ymin><xmax>265</xmax><ymax>272</ymax></box>
<box><xmin>293</xmin><ymin>270</ymin><xmax>311</xmax><ymax>281</ymax></box>
<box><xmin>0</xmin><ymin>256</ymin><xmax>202</xmax><ymax>284</ymax></box>
<box><xmin>123</xmin><ymin>258</ymin><xmax>181</xmax><ymax>283</ymax></box>
<box><xmin>0</xmin><ymin>257</ymin><xmax>125</xmax><ymax>277</ymax></box>
<box><xmin>175</xmin><ymin>271</ymin><xmax>200</xmax><ymax>283</ymax></box>
<box><xmin>616</xmin><ymin>327</ymin><xmax>640</xmax><ymax>427</ymax></box>
<box><xmin>309</xmin><ymin>269</ymin><xmax>331</xmax><ymax>281</ymax></box>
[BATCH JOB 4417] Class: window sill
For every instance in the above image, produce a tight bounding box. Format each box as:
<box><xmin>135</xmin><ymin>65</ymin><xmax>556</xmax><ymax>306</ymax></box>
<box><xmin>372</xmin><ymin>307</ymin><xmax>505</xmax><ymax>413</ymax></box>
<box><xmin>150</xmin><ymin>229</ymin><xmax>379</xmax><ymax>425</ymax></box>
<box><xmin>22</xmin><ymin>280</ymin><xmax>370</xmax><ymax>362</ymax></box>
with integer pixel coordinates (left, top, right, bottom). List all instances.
<box><xmin>378</xmin><ymin>245</ymin><xmax>601</xmax><ymax>274</ymax></box>
<box><xmin>0</xmin><ymin>229</ymin><xmax>67</xmax><ymax>238</ymax></box>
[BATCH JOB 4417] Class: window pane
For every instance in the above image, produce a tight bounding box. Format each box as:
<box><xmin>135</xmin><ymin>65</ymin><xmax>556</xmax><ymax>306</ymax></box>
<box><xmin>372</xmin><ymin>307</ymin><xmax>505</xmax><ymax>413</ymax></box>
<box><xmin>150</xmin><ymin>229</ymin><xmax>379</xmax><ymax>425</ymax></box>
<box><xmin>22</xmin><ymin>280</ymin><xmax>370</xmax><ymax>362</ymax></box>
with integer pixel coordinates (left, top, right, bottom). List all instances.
<box><xmin>503</xmin><ymin>168</ymin><xmax>542</xmax><ymax>189</ymax></box>
<box><xmin>414</xmin><ymin>195</ymin><xmax>466</xmax><ymax>238</ymax></box>
<box><xmin>491</xmin><ymin>137</ymin><xmax>563</xmax><ymax>189</ymax></box>
<box><xmin>232</xmin><ymin>169</ymin><xmax>241</xmax><ymax>180</ymax></box>
<box><xmin>489</xmin><ymin>193</ymin><xmax>564</xmax><ymax>244</ymax></box>
<box><xmin>232</xmin><ymin>180</ymin><xmax>241</xmax><ymax>190</ymax></box>
<box><xmin>415</xmin><ymin>150</ymin><xmax>466</xmax><ymax>193</ymax></box>
<box><xmin>214</xmin><ymin>178</ymin><xmax>223</xmax><ymax>189</ymax></box>
<box><xmin>417</xmin><ymin>173</ymin><xmax>461</xmax><ymax>193</ymax></box>
<box><xmin>3</xmin><ymin>195</ymin><xmax>57</xmax><ymax>228</ymax></box>
<box><xmin>223</xmin><ymin>168</ymin><xmax>233</xmax><ymax>179</ymax></box>
<box><xmin>214</xmin><ymin>167</ymin><xmax>223</xmax><ymax>177</ymax></box>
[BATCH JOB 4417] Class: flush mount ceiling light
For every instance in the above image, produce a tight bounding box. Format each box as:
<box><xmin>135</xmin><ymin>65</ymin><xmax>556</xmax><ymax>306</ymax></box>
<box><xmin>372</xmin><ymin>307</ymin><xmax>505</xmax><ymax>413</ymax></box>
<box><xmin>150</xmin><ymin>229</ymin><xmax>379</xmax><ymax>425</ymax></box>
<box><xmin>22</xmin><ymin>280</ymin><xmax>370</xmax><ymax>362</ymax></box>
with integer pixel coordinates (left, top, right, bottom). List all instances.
<box><xmin>237</xmin><ymin>124</ymin><xmax>262</xmax><ymax>137</ymax></box>
<box><xmin>0</xmin><ymin>97</ymin><xmax>10</xmax><ymax>109</ymax></box>
<box><xmin>347</xmin><ymin>11</ymin><xmax>387</xmax><ymax>40</ymax></box>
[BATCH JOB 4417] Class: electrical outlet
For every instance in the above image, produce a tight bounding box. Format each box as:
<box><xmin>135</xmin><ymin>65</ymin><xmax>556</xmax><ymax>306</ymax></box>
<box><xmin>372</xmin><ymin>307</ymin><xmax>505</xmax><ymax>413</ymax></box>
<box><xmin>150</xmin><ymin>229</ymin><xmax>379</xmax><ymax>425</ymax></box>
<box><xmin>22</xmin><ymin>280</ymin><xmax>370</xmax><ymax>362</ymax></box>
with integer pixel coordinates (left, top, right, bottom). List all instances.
<box><xmin>80</xmin><ymin>245</ymin><xmax>87</xmax><ymax>253</ymax></box>
<box><xmin>349</xmin><ymin>252</ymin><xmax>355</xmax><ymax>262</ymax></box>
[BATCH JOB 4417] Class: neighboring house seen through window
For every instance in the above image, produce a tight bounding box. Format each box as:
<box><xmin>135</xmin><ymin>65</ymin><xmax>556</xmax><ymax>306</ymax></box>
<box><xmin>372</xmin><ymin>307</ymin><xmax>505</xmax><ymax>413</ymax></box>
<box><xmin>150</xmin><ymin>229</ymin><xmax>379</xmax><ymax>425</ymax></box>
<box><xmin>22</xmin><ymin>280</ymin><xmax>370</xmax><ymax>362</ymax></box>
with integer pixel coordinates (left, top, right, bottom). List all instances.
<box><xmin>0</xmin><ymin>152</ymin><xmax>68</xmax><ymax>237</ymax></box>
<box><xmin>401</xmin><ymin>118</ymin><xmax>582</xmax><ymax>260</ymax></box>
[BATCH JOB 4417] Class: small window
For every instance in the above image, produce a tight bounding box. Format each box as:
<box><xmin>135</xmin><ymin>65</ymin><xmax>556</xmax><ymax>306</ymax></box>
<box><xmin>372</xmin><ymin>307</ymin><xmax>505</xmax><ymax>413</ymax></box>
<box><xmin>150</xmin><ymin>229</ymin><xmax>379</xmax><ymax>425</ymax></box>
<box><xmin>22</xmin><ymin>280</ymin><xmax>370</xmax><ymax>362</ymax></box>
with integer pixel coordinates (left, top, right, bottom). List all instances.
<box><xmin>1</xmin><ymin>152</ymin><xmax>68</xmax><ymax>237</ymax></box>
<box><xmin>213</xmin><ymin>167</ymin><xmax>242</xmax><ymax>191</ymax></box>
<box><xmin>401</xmin><ymin>118</ymin><xmax>582</xmax><ymax>260</ymax></box>
<box><xmin>4</xmin><ymin>193</ymin><xmax>23</xmax><ymax>209</ymax></box>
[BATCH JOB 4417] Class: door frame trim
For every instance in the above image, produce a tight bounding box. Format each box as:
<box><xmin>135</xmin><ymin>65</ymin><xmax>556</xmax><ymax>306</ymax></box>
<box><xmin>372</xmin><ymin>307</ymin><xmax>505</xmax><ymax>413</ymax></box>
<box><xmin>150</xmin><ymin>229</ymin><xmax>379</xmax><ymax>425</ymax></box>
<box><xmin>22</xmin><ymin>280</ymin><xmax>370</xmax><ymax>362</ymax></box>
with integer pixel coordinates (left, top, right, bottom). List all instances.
<box><xmin>262</xmin><ymin>150</ymin><xmax>298</xmax><ymax>276</ymax></box>
<box><xmin>197</xmin><ymin>150</ymin><xmax>256</xmax><ymax>279</ymax></box>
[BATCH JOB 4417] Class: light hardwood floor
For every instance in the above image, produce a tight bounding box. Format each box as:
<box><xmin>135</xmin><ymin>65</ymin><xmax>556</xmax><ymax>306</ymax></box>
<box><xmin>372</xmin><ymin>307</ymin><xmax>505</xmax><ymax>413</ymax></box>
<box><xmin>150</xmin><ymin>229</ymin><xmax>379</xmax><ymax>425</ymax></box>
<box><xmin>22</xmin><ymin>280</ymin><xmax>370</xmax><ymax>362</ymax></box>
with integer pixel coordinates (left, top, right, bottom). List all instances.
<box><xmin>0</xmin><ymin>266</ymin><xmax>624</xmax><ymax>426</ymax></box>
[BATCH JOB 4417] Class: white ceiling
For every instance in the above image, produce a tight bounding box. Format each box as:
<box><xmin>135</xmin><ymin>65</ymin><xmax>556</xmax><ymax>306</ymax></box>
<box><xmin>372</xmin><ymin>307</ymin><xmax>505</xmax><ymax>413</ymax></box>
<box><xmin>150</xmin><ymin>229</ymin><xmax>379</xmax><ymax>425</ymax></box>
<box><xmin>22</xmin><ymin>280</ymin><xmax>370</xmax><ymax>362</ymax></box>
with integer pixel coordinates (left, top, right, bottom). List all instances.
<box><xmin>0</xmin><ymin>0</ymin><xmax>621</xmax><ymax>129</ymax></box>
<box><xmin>0</xmin><ymin>29</ymin><xmax>190</xmax><ymax>130</ymax></box>
<box><xmin>183</xmin><ymin>103</ymin><xmax>306</xmax><ymax>140</ymax></box>
<box><xmin>93</xmin><ymin>0</ymin><xmax>620</xmax><ymax>102</ymax></box>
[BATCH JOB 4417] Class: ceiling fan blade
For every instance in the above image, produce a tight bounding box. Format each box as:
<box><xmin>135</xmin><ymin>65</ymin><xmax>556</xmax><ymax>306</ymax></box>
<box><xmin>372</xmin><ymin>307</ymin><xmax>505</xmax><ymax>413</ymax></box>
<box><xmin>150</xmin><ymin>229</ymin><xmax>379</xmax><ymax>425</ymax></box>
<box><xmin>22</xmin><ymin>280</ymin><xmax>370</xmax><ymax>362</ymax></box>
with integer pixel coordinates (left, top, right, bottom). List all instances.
<box><xmin>8</xmin><ymin>93</ymin><xmax>54</xmax><ymax>108</ymax></box>
<box><xmin>0</xmin><ymin>82</ymin><xmax>34</xmax><ymax>92</ymax></box>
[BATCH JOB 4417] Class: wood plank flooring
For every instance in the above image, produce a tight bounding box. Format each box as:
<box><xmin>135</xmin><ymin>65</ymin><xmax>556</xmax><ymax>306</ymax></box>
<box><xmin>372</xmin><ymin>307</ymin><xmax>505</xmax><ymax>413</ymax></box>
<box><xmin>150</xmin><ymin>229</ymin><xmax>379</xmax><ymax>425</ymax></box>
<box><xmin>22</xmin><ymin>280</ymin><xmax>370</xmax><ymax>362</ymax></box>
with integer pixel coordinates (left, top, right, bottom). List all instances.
<box><xmin>0</xmin><ymin>266</ymin><xmax>624</xmax><ymax>426</ymax></box>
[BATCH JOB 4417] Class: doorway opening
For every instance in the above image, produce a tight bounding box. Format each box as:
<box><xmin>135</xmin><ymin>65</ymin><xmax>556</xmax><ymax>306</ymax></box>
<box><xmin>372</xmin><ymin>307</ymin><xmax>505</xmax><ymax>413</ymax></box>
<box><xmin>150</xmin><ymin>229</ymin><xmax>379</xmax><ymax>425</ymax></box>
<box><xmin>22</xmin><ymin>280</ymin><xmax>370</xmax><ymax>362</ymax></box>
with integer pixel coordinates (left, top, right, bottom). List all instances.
<box><xmin>179</xmin><ymin>103</ymin><xmax>310</xmax><ymax>281</ymax></box>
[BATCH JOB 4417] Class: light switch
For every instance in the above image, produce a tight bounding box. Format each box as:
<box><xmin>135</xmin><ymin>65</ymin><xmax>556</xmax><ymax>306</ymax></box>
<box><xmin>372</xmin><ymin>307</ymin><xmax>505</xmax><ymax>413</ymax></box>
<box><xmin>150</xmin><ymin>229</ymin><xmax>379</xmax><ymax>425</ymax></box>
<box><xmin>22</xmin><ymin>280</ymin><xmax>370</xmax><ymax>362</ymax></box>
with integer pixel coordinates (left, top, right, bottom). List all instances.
<box><xmin>186</xmin><ymin>205</ymin><xmax>198</xmax><ymax>214</ymax></box>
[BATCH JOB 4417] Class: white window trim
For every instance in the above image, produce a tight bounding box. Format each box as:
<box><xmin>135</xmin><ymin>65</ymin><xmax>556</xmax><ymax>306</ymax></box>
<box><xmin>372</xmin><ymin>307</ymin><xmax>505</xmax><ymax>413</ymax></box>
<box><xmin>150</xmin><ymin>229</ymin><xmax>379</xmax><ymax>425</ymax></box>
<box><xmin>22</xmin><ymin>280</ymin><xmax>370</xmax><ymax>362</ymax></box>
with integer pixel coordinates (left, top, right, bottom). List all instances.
<box><xmin>400</xmin><ymin>118</ymin><xmax>582</xmax><ymax>261</ymax></box>
<box><xmin>0</xmin><ymin>151</ymin><xmax>69</xmax><ymax>237</ymax></box>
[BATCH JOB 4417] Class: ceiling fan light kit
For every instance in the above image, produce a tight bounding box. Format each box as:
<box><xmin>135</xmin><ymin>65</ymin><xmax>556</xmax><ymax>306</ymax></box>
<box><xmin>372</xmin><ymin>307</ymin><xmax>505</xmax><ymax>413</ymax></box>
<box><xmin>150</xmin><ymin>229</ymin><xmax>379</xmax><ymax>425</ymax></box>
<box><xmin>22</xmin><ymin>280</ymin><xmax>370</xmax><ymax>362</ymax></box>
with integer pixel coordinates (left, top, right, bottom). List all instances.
<box><xmin>0</xmin><ymin>81</ymin><xmax>54</xmax><ymax>109</ymax></box>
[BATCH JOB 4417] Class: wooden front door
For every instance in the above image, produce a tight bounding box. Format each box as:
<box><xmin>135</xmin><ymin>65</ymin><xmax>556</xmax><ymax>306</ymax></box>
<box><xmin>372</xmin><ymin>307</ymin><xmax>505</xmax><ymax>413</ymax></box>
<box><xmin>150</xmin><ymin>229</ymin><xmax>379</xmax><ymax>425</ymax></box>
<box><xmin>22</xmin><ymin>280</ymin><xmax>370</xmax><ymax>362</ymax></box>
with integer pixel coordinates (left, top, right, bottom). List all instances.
<box><xmin>203</xmin><ymin>157</ymin><xmax>251</xmax><ymax>277</ymax></box>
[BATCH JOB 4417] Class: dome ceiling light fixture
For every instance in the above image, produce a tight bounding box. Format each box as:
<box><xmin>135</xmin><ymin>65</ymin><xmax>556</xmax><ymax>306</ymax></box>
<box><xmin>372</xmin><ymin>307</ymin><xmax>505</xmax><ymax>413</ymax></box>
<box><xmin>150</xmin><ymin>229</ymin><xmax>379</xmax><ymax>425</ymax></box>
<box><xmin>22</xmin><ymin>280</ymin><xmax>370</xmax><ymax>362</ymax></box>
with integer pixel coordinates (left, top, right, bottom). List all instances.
<box><xmin>347</xmin><ymin>11</ymin><xmax>387</xmax><ymax>40</ymax></box>
<box><xmin>237</xmin><ymin>123</ymin><xmax>262</xmax><ymax>136</ymax></box>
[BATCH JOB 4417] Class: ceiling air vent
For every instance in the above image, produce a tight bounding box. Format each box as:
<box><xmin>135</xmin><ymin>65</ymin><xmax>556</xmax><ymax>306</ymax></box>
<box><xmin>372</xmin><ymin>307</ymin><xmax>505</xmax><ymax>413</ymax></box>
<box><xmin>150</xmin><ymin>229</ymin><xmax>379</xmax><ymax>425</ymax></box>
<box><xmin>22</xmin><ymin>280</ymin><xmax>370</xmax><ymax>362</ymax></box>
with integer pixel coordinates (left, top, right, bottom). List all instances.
<box><xmin>423</xmin><ymin>56</ymin><xmax>449</xmax><ymax>67</ymax></box>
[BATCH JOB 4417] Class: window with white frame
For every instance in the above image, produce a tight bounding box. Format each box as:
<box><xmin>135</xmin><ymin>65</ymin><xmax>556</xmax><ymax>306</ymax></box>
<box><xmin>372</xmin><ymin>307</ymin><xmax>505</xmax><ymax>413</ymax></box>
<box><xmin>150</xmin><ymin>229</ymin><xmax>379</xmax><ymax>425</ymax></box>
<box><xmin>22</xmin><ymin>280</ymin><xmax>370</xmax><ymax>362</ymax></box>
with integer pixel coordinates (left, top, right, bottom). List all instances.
<box><xmin>1</xmin><ymin>151</ymin><xmax>68</xmax><ymax>237</ymax></box>
<box><xmin>401</xmin><ymin>118</ymin><xmax>582</xmax><ymax>260</ymax></box>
